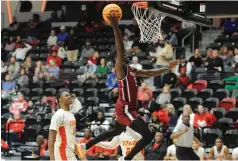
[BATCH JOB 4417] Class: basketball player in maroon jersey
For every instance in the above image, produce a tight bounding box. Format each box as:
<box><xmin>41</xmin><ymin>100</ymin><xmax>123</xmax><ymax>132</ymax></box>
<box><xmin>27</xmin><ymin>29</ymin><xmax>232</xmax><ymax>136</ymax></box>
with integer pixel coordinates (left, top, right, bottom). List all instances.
<box><xmin>78</xmin><ymin>15</ymin><xmax>178</xmax><ymax>161</ymax></box>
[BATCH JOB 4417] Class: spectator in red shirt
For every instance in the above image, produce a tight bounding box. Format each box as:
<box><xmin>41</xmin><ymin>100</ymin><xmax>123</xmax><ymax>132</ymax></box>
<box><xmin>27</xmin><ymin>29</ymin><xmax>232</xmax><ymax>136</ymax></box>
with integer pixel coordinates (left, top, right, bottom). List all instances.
<box><xmin>6</xmin><ymin>112</ymin><xmax>25</xmax><ymax>153</ymax></box>
<box><xmin>156</xmin><ymin>104</ymin><xmax>169</xmax><ymax>125</ymax></box>
<box><xmin>9</xmin><ymin>92</ymin><xmax>28</xmax><ymax>115</ymax></box>
<box><xmin>88</xmin><ymin>51</ymin><xmax>99</xmax><ymax>65</ymax></box>
<box><xmin>177</xmin><ymin>67</ymin><xmax>190</xmax><ymax>90</ymax></box>
<box><xmin>137</xmin><ymin>82</ymin><xmax>153</xmax><ymax>101</ymax></box>
<box><xmin>46</xmin><ymin>46</ymin><xmax>62</xmax><ymax>67</ymax></box>
<box><xmin>194</xmin><ymin>105</ymin><xmax>216</xmax><ymax>128</ymax></box>
<box><xmin>79</xmin><ymin>128</ymin><xmax>98</xmax><ymax>160</ymax></box>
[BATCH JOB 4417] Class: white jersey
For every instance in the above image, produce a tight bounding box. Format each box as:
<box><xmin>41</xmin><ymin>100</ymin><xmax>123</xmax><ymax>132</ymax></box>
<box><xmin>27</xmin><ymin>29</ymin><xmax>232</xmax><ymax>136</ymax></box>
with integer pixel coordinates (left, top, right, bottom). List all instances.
<box><xmin>97</xmin><ymin>127</ymin><xmax>144</xmax><ymax>160</ymax></box>
<box><xmin>194</xmin><ymin>147</ymin><xmax>205</xmax><ymax>159</ymax></box>
<box><xmin>213</xmin><ymin>145</ymin><xmax>226</xmax><ymax>161</ymax></box>
<box><xmin>167</xmin><ymin>144</ymin><xmax>176</xmax><ymax>157</ymax></box>
<box><xmin>49</xmin><ymin>109</ymin><xmax>76</xmax><ymax>160</ymax></box>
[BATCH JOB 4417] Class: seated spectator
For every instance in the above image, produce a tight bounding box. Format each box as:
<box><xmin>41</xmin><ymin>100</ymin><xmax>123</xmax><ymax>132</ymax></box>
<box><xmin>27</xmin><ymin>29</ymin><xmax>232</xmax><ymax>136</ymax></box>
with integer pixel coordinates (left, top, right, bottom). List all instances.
<box><xmin>2</xmin><ymin>74</ymin><xmax>16</xmax><ymax>98</ymax></box>
<box><xmin>44</xmin><ymin>59</ymin><xmax>60</xmax><ymax>80</ymax></box>
<box><xmin>9</xmin><ymin>92</ymin><xmax>28</xmax><ymax>115</ymax></box>
<box><xmin>17</xmin><ymin>69</ymin><xmax>29</xmax><ymax>88</ymax></box>
<box><xmin>208</xmin><ymin>137</ymin><xmax>231</xmax><ymax>160</ymax></box>
<box><xmin>86</xmin><ymin>60</ymin><xmax>97</xmax><ymax>79</ymax></box>
<box><xmin>194</xmin><ymin>105</ymin><xmax>216</xmax><ymax>128</ymax></box>
<box><xmin>156</xmin><ymin>104</ymin><xmax>169</xmax><ymax>126</ymax></box>
<box><xmin>46</xmin><ymin>46</ymin><xmax>62</xmax><ymax>67</ymax></box>
<box><xmin>123</xmin><ymin>33</ymin><xmax>133</xmax><ymax>51</ymax></box>
<box><xmin>138</xmin><ymin>82</ymin><xmax>153</xmax><ymax>101</ymax></box>
<box><xmin>206</xmin><ymin>49</ymin><xmax>224</xmax><ymax>72</ymax></box>
<box><xmin>15</xmin><ymin>35</ymin><xmax>22</xmax><ymax>49</ymax></box>
<box><xmin>166</xmin><ymin>25</ymin><xmax>178</xmax><ymax>46</ymax></box>
<box><xmin>164</xmin><ymin>140</ymin><xmax>177</xmax><ymax>160</ymax></box>
<box><xmin>177</xmin><ymin>104</ymin><xmax>195</xmax><ymax>125</ymax></box>
<box><xmin>8</xmin><ymin>56</ymin><xmax>20</xmax><ymax>80</ymax></box>
<box><xmin>130</xmin><ymin>56</ymin><xmax>142</xmax><ymax>70</ymax></box>
<box><xmin>189</xmin><ymin>48</ymin><xmax>202</xmax><ymax>68</ymax></box>
<box><xmin>223</xmin><ymin>18</ymin><xmax>238</xmax><ymax>35</ymax></box>
<box><xmin>138</xmin><ymin>92</ymin><xmax>157</xmax><ymax>113</ymax></box>
<box><xmin>47</xmin><ymin>29</ymin><xmax>57</xmax><ymax>47</ymax></box>
<box><xmin>128</xmin><ymin>39</ymin><xmax>142</xmax><ymax>53</ymax></box>
<box><xmin>223</xmin><ymin>75</ymin><xmax>238</xmax><ymax>92</ymax></box>
<box><xmin>148</xmin><ymin>112</ymin><xmax>162</xmax><ymax>130</ymax></box>
<box><xmin>96</xmin><ymin>58</ymin><xmax>109</xmax><ymax>76</ymax></box>
<box><xmin>156</xmin><ymin>85</ymin><xmax>171</xmax><ymax>105</ymax></box>
<box><xmin>79</xmin><ymin>128</ymin><xmax>98</xmax><ymax>160</ymax></box>
<box><xmin>91</xmin><ymin>111</ymin><xmax>110</xmax><ymax>137</ymax></box>
<box><xmin>1</xmin><ymin>61</ymin><xmax>8</xmax><ymax>75</ymax></box>
<box><xmin>57</xmin><ymin>42</ymin><xmax>67</xmax><ymax>59</ymax></box>
<box><xmin>65</xmin><ymin>29</ymin><xmax>79</xmax><ymax>62</ymax></box>
<box><xmin>106</xmin><ymin>68</ymin><xmax>119</xmax><ymax>98</ymax></box>
<box><xmin>205</xmin><ymin>48</ymin><xmax>213</xmax><ymax>65</ymax></box>
<box><xmin>23</xmin><ymin>56</ymin><xmax>34</xmax><ymax>76</ymax></box>
<box><xmin>144</xmin><ymin>132</ymin><xmax>168</xmax><ymax>160</ymax></box>
<box><xmin>36</xmin><ymin>135</ymin><xmax>49</xmax><ymax>160</ymax></box>
<box><xmin>166</xmin><ymin>104</ymin><xmax>178</xmax><ymax>127</ymax></box>
<box><xmin>9</xmin><ymin>23</ymin><xmax>20</xmax><ymax>37</ymax></box>
<box><xmin>232</xmin><ymin>147</ymin><xmax>238</xmax><ymax>160</ymax></box>
<box><xmin>219</xmin><ymin>46</ymin><xmax>233</xmax><ymax>69</ymax></box>
<box><xmin>12</xmin><ymin>42</ymin><xmax>32</xmax><ymax>61</ymax></box>
<box><xmin>57</xmin><ymin>26</ymin><xmax>68</xmax><ymax>43</ymax></box>
<box><xmin>33</xmin><ymin>96</ymin><xmax>52</xmax><ymax>115</ymax></box>
<box><xmin>79</xmin><ymin>42</ymin><xmax>95</xmax><ymax>62</ymax></box>
<box><xmin>88</xmin><ymin>51</ymin><xmax>99</xmax><ymax>65</ymax></box>
<box><xmin>192</xmin><ymin>140</ymin><xmax>205</xmax><ymax>160</ymax></box>
<box><xmin>33</xmin><ymin>60</ymin><xmax>44</xmax><ymax>83</ymax></box>
<box><xmin>70</xmin><ymin>93</ymin><xmax>82</xmax><ymax>115</ymax></box>
<box><xmin>25</xmin><ymin>100</ymin><xmax>35</xmax><ymax>116</ymax></box>
<box><xmin>6</xmin><ymin>112</ymin><xmax>25</xmax><ymax>153</ymax></box>
<box><xmin>4</xmin><ymin>36</ymin><xmax>15</xmax><ymax>52</ymax></box>
<box><xmin>177</xmin><ymin>67</ymin><xmax>190</xmax><ymax>90</ymax></box>
<box><xmin>173</xmin><ymin>55</ymin><xmax>192</xmax><ymax>77</ymax></box>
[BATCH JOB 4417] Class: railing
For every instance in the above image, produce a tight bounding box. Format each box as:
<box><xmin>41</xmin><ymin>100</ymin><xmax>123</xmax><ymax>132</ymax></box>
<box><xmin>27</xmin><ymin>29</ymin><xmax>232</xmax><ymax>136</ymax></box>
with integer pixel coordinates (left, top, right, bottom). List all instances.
<box><xmin>181</xmin><ymin>29</ymin><xmax>193</xmax><ymax>47</ymax></box>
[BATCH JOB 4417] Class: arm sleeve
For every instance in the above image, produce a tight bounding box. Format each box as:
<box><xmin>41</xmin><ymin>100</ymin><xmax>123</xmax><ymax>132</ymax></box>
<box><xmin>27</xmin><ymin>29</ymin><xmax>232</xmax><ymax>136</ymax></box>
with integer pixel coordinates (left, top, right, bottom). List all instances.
<box><xmin>97</xmin><ymin>136</ymin><xmax>120</xmax><ymax>149</ymax></box>
<box><xmin>206</xmin><ymin>113</ymin><xmax>216</xmax><ymax>125</ymax></box>
<box><xmin>49</xmin><ymin>113</ymin><xmax>63</xmax><ymax>131</ymax></box>
<box><xmin>193</xmin><ymin>114</ymin><xmax>199</xmax><ymax>127</ymax></box>
<box><xmin>24</xmin><ymin>43</ymin><xmax>32</xmax><ymax>52</ymax></box>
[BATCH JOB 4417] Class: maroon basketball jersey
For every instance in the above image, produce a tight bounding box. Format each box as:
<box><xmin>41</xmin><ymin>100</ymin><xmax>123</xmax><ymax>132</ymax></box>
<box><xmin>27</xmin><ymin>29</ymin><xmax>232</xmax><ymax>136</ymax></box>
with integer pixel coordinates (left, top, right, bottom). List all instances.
<box><xmin>117</xmin><ymin>65</ymin><xmax>138</xmax><ymax>105</ymax></box>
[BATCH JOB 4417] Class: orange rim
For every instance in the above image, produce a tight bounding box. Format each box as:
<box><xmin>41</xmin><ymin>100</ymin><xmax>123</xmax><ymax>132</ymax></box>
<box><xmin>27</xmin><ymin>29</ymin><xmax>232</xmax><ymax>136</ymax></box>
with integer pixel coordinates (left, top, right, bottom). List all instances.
<box><xmin>132</xmin><ymin>2</ymin><xmax>148</xmax><ymax>8</ymax></box>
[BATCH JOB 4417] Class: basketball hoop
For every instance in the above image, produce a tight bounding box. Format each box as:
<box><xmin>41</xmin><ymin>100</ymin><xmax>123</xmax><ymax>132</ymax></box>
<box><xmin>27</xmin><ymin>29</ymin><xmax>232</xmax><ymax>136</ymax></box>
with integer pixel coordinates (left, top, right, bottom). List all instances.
<box><xmin>132</xmin><ymin>2</ymin><xmax>166</xmax><ymax>43</ymax></box>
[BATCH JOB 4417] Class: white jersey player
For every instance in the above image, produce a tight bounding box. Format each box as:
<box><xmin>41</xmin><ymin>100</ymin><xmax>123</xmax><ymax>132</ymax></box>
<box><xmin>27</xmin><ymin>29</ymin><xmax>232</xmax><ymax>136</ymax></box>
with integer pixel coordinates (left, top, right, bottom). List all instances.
<box><xmin>97</xmin><ymin>126</ymin><xmax>144</xmax><ymax>160</ymax></box>
<box><xmin>48</xmin><ymin>91</ymin><xmax>85</xmax><ymax>160</ymax></box>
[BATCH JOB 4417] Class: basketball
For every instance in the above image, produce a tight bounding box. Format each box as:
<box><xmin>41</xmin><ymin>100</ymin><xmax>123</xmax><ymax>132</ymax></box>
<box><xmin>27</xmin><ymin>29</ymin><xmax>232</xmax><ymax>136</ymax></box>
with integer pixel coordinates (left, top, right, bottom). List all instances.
<box><xmin>102</xmin><ymin>4</ymin><xmax>122</xmax><ymax>24</ymax></box>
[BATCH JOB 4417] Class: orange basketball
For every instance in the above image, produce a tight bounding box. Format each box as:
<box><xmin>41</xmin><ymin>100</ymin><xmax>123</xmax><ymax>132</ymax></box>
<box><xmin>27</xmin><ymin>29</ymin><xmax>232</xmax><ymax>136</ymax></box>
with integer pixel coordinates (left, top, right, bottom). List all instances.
<box><xmin>102</xmin><ymin>4</ymin><xmax>122</xmax><ymax>24</ymax></box>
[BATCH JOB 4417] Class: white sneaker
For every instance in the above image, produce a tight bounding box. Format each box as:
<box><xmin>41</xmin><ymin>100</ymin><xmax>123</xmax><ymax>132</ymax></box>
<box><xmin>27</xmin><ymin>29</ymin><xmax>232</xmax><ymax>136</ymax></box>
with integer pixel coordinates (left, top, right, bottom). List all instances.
<box><xmin>118</xmin><ymin>156</ymin><xmax>125</xmax><ymax>161</ymax></box>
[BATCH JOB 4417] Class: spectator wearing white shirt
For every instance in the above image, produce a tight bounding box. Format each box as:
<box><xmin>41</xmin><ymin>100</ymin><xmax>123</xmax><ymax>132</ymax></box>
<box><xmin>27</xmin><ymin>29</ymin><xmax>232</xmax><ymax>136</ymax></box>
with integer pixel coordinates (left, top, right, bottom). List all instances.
<box><xmin>70</xmin><ymin>93</ymin><xmax>82</xmax><ymax>115</ymax></box>
<box><xmin>12</xmin><ymin>42</ymin><xmax>32</xmax><ymax>61</ymax></box>
<box><xmin>47</xmin><ymin>30</ymin><xmax>57</xmax><ymax>47</ymax></box>
<box><xmin>192</xmin><ymin>140</ymin><xmax>205</xmax><ymax>160</ymax></box>
<box><xmin>1</xmin><ymin>61</ymin><xmax>8</xmax><ymax>74</ymax></box>
<box><xmin>130</xmin><ymin>56</ymin><xmax>142</xmax><ymax>70</ymax></box>
<box><xmin>232</xmin><ymin>147</ymin><xmax>238</xmax><ymax>160</ymax></box>
<box><xmin>164</xmin><ymin>140</ymin><xmax>177</xmax><ymax>160</ymax></box>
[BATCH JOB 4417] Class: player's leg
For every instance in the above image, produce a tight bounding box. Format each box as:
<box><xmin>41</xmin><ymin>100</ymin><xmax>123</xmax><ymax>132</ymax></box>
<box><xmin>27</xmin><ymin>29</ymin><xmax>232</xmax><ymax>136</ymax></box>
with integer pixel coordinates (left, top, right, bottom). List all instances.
<box><xmin>85</xmin><ymin>121</ymin><xmax>126</xmax><ymax>150</ymax></box>
<box><xmin>124</xmin><ymin>117</ymin><xmax>154</xmax><ymax>160</ymax></box>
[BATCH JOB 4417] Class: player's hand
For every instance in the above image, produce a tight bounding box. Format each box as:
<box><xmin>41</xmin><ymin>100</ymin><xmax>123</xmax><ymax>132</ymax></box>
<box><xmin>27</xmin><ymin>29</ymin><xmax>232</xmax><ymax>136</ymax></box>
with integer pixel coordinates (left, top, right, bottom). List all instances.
<box><xmin>107</xmin><ymin>15</ymin><xmax>118</xmax><ymax>27</ymax></box>
<box><xmin>169</xmin><ymin>59</ymin><xmax>180</xmax><ymax>69</ymax></box>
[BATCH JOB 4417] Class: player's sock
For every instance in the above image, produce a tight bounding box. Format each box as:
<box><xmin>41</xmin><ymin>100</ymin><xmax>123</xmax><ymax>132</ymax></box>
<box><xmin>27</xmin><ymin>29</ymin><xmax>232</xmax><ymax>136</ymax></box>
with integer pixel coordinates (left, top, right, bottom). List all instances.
<box><xmin>86</xmin><ymin>122</ymin><xmax>125</xmax><ymax>150</ymax></box>
<box><xmin>124</xmin><ymin>117</ymin><xmax>153</xmax><ymax>160</ymax></box>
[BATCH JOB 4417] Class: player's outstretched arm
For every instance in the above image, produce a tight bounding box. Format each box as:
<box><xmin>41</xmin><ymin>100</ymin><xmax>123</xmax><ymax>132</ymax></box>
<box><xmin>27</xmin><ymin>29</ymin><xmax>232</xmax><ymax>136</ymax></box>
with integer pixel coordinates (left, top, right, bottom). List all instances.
<box><xmin>136</xmin><ymin>60</ymin><xmax>179</xmax><ymax>78</ymax></box>
<box><xmin>48</xmin><ymin>130</ymin><xmax>57</xmax><ymax>160</ymax></box>
<box><xmin>108</xmin><ymin>15</ymin><xmax>126</xmax><ymax>80</ymax></box>
<box><xmin>97</xmin><ymin>136</ymin><xmax>120</xmax><ymax>149</ymax></box>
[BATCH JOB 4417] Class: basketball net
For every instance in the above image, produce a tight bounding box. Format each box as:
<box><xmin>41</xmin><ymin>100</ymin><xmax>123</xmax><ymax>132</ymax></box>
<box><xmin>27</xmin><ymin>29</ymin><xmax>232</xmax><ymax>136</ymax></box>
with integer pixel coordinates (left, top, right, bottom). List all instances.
<box><xmin>131</xmin><ymin>2</ymin><xmax>166</xmax><ymax>43</ymax></box>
